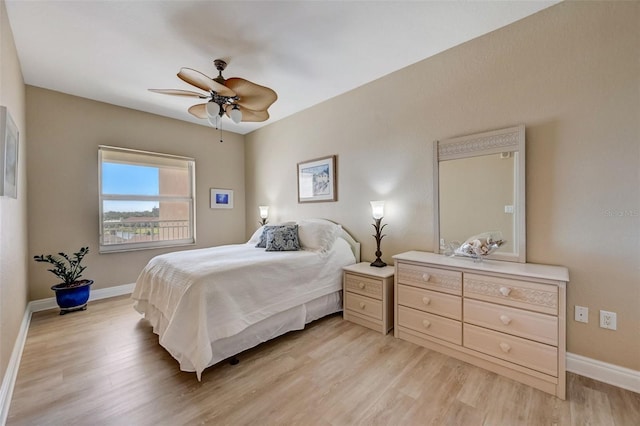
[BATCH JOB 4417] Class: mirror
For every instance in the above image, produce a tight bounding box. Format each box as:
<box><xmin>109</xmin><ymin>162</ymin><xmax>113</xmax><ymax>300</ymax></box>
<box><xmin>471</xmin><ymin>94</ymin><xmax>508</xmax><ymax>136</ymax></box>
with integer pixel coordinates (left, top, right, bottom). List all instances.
<box><xmin>433</xmin><ymin>125</ymin><xmax>526</xmax><ymax>263</ymax></box>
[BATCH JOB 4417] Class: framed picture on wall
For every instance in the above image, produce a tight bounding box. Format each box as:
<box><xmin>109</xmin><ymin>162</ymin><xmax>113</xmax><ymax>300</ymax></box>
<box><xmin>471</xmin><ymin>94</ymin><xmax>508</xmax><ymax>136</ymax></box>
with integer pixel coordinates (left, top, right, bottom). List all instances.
<box><xmin>0</xmin><ymin>106</ymin><xmax>19</xmax><ymax>199</ymax></box>
<box><xmin>210</xmin><ymin>188</ymin><xmax>234</xmax><ymax>209</ymax></box>
<box><xmin>297</xmin><ymin>155</ymin><xmax>337</xmax><ymax>203</ymax></box>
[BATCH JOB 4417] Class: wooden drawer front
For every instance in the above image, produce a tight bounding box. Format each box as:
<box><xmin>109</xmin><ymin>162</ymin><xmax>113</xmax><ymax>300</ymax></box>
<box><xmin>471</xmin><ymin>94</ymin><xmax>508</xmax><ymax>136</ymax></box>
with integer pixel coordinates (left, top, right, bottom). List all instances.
<box><xmin>398</xmin><ymin>285</ymin><xmax>461</xmax><ymax>320</ymax></box>
<box><xmin>345</xmin><ymin>292</ymin><xmax>382</xmax><ymax>320</ymax></box>
<box><xmin>397</xmin><ymin>306</ymin><xmax>462</xmax><ymax>345</ymax></box>
<box><xmin>464</xmin><ymin>299</ymin><xmax>558</xmax><ymax>346</ymax></box>
<box><xmin>464</xmin><ymin>324</ymin><xmax>558</xmax><ymax>376</ymax></box>
<box><xmin>397</xmin><ymin>262</ymin><xmax>462</xmax><ymax>296</ymax></box>
<box><xmin>344</xmin><ymin>273</ymin><xmax>382</xmax><ymax>299</ymax></box>
<box><xmin>463</xmin><ymin>273</ymin><xmax>558</xmax><ymax>315</ymax></box>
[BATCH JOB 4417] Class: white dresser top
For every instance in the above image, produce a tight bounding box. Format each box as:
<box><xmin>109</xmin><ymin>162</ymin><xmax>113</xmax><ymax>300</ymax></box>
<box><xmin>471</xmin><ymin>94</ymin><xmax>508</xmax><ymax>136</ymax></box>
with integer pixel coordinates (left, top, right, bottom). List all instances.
<box><xmin>393</xmin><ymin>251</ymin><xmax>569</xmax><ymax>283</ymax></box>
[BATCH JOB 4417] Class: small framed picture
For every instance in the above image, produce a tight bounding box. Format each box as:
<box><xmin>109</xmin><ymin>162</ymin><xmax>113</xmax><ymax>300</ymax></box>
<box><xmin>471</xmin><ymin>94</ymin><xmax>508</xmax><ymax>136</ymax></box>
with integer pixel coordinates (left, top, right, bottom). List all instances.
<box><xmin>210</xmin><ymin>188</ymin><xmax>234</xmax><ymax>209</ymax></box>
<box><xmin>297</xmin><ymin>155</ymin><xmax>337</xmax><ymax>203</ymax></box>
<box><xmin>0</xmin><ymin>106</ymin><xmax>19</xmax><ymax>199</ymax></box>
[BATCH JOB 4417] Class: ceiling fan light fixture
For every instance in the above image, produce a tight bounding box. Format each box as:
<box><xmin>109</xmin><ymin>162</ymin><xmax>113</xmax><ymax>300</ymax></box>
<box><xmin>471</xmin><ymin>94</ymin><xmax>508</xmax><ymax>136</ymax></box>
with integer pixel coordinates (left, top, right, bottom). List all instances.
<box><xmin>229</xmin><ymin>105</ymin><xmax>243</xmax><ymax>124</ymax></box>
<box><xmin>205</xmin><ymin>102</ymin><xmax>221</xmax><ymax>118</ymax></box>
<box><xmin>150</xmin><ymin>58</ymin><xmax>276</xmax><ymax>127</ymax></box>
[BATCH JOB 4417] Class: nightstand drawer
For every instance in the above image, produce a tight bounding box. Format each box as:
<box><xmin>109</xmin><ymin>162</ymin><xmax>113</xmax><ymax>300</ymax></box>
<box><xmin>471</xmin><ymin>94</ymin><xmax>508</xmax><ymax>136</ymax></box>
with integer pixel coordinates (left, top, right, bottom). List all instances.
<box><xmin>397</xmin><ymin>284</ymin><xmax>461</xmax><ymax>320</ymax></box>
<box><xmin>397</xmin><ymin>306</ymin><xmax>461</xmax><ymax>345</ymax></box>
<box><xmin>464</xmin><ymin>299</ymin><xmax>558</xmax><ymax>345</ymax></box>
<box><xmin>464</xmin><ymin>324</ymin><xmax>558</xmax><ymax>377</ymax></box>
<box><xmin>463</xmin><ymin>273</ymin><xmax>558</xmax><ymax>315</ymax></box>
<box><xmin>345</xmin><ymin>292</ymin><xmax>382</xmax><ymax>320</ymax></box>
<box><xmin>396</xmin><ymin>262</ymin><xmax>462</xmax><ymax>296</ymax></box>
<box><xmin>344</xmin><ymin>273</ymin><xmax>382</xmax><ymax>299</ymax></box>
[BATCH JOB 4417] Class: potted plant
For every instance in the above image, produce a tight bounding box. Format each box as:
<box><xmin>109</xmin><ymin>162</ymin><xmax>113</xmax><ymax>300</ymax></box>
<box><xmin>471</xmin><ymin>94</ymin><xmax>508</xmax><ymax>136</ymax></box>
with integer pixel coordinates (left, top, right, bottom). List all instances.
<box><xmin>33</xmin><ymin>246</ymin><xmax>93</xmax><ymax>315</ymax></box>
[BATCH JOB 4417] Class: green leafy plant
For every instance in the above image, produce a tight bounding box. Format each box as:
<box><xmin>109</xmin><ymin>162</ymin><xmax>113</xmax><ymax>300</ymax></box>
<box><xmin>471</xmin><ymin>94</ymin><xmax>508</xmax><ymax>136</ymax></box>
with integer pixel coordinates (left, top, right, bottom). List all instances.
<box><xmin>34</xmin><ymin>247</ymin><xmax>90</xmax><ymax>288</ymax></box>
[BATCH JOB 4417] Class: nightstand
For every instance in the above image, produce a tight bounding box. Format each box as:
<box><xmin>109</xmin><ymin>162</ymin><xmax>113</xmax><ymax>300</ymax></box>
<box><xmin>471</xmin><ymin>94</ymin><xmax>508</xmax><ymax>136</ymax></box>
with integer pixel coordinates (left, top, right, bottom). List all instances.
<box><xmin>343</xmin><ymin>262</ymin><xmax>395</xmax><ymax>334</ymax></box>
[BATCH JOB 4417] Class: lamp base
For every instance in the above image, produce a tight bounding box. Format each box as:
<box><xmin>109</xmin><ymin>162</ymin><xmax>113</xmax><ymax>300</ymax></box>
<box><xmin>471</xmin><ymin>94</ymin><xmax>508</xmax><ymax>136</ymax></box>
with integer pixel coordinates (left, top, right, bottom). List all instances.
<box><xmin>370</xmin><ymin>258</ymin><xmax>387</xmax><ymax>268</ymax></box>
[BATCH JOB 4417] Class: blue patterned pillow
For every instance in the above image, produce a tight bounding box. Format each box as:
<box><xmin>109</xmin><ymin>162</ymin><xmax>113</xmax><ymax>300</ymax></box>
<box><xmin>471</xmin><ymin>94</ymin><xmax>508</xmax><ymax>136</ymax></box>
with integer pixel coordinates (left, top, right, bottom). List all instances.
<box><xmin>255</xmin><ymin>225</ymin><xmax>280</xmax><ymax>248</ymax></box>
<box><xmin>265</xmin><ymin>225</ymin><xmax>300</xmax><ymax>251</ymax></box>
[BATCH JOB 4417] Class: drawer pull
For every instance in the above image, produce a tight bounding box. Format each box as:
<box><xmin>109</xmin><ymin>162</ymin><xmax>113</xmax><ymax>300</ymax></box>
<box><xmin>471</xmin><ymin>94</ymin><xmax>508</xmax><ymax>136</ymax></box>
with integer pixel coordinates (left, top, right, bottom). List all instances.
<box><xmin>499</xmin><ymin>315</ymin><xmax>512</xmax><ymax>325</ymax></box>
<box><xmin>358</xmin><ymin>282</ymin><xmax>365</xmax><ymax>289</ymax></box>
<box><xmin>359</xmin><ymin>302</ymin><xmax>366</xmax><ymax>309</ymax></box>
<box><xmin>499</xmin><ymin>287</ymin><xmax>512</xmax><ymax>297</ymax></box>
<box><xmin>422</xmin><ymin>296</ymin><xmax>431</xmax><ymax>305</ymax></box>
<box><xmin>499</xmin><ymin>343</ymin><xmax>511</xmax><ymax>353</ymax></box>
<box><xmin>422</xmin><ymin>319</ymin><xmax>431</xmax><ymax>328</ymax></box>
<box><xmin>422</xmin><ymin>273</ymin><xmax>431</xmax><ymax>282</ymax></box>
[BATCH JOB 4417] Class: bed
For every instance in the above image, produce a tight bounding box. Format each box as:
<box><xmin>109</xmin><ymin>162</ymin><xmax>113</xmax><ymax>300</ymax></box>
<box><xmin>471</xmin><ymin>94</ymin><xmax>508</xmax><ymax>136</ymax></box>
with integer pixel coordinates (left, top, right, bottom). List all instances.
<box><xmin>131</xmin><ymin>219</ymin><xmax>359</xmax><ymax>379</ymax></box>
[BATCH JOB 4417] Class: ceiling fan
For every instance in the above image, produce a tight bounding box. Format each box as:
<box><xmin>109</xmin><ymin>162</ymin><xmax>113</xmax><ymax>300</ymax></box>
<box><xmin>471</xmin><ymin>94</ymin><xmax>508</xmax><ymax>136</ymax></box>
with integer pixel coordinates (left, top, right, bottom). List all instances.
<box><xmin>149</xmin><ymin>59</ymin><xmax>277</xmax><ymax>126</ymax></box>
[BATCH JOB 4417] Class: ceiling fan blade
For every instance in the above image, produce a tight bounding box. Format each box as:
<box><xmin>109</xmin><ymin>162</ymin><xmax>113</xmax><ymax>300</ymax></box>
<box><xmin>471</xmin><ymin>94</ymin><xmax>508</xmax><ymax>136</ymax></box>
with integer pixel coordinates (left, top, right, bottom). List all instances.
<box><xmin>225</xmin><ymin>105</ymin><xmax>269</xmax><ymax>123</ymax></box>
<box><xmin>224</xmin><ymin>78</ymin><xmax>277</xmax><ymax>112</ymax></box>
<box><xmin>148</xmin><ymin>88</ymin><xmax>208</xmax><ymax>98</ymax></box>
<box><xmin>178</xmin><ymin>68</ymin><xmax>236</xmax><ymax>97</ymax></box>
<box><xmin>188</xmin><ymin>103</ymin><xmax>208</xmax><ymax>119</ymax></box>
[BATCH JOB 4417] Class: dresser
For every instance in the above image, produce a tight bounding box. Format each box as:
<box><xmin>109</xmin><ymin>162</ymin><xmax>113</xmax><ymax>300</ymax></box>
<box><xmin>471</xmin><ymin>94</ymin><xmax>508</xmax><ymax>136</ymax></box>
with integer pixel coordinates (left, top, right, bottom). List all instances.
<box><xmin>343</xmin><ymin>262</ymin><xmax>395</xmax><ymax>334</ymax></box>
<box><xmin>393</xmin><ymin>251</ymin><xmax>569</xmax><ymax>399</ymax></box>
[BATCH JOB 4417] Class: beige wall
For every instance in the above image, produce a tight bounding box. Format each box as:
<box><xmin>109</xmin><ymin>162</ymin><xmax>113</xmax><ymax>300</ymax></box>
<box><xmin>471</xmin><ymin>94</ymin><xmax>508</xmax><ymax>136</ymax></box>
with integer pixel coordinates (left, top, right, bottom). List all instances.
<box><xmin>246</xmin><ymin>1</ymin><xmax>640</xmax><ymax>370</ymax></box>
<box><xmin>26</xmin><ymin>87</ymin><xmax>246</xmax><ymax>300</ymax></box>
<box><xmin>0</xmin><ymin>0</ymin><xmax>28</xmax><ymax>390</ymax></box>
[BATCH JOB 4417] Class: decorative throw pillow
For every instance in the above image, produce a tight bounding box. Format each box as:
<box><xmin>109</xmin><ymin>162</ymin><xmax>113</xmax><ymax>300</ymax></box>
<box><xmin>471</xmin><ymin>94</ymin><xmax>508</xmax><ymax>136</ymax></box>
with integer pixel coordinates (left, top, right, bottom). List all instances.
<box><xmin>265</xmin><ymin>225</ymin><xmax>300</xmax><ymax>251</ymax></box>
<box><xmin>254</xmin><ymin>222</ymin><xmax>296</xmax><ymax>248</ymax></box>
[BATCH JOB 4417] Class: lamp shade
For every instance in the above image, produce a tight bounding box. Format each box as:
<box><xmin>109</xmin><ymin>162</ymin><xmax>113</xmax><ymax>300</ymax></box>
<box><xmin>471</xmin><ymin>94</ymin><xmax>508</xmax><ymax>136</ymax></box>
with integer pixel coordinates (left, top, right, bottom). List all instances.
<box><xmin>205</xmin><ymin>102</ymin><xmax>220</xmax><ymax>118</ymax></box>
<box><xmin>370</xmin><ymin>201</ymin><xmax>385</xmax><ymax>219</ymax></box>
<box><xmin>229</xmin><ymin>106</ymin><xmax>243</xmax><ymax>124</ymax></box>
<box><xmin>259</xmin><ymin>205</ymin><xmax>269</xmax><ymax>219</ymax></box>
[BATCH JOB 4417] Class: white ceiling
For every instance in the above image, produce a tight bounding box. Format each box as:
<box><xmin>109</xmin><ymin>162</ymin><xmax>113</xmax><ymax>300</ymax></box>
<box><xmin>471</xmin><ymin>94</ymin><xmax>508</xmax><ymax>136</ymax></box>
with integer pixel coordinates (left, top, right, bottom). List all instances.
<box><xmin>5</xmin><ymin>1</ymin><xmax>557</xmax><ymax>135</ymax></box>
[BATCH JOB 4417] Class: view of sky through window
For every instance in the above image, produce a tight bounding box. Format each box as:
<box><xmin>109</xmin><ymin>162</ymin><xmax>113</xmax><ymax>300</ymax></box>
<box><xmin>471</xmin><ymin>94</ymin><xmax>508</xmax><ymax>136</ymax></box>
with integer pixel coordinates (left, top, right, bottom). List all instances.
<box><xmin>102</xmin><ymin>163</ymin><xmax>159</xmax><ymax>212</ymax></box>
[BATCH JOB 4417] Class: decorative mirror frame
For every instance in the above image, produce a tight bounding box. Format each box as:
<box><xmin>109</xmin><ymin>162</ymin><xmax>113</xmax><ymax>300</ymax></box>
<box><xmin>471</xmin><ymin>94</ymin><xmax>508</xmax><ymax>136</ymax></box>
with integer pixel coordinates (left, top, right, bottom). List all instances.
<box><xmin>433</xmin><ymin>125</ymin><xmax>526</xmax><ymax>263</ymax></box>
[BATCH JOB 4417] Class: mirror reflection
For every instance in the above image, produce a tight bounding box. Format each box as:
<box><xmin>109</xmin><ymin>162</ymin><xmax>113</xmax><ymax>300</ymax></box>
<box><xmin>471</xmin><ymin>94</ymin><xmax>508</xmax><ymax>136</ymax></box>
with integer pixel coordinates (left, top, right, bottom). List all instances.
<box><xmin>439</xmin><ymin>153</ymin><xmax>516</xmax><ymax>255</ymax></box>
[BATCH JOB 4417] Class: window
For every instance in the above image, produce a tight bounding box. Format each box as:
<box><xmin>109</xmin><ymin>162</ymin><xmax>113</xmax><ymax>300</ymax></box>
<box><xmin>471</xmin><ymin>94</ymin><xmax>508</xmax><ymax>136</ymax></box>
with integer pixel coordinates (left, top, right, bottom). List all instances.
<box><xmin>98</xmin><ymin>146</ymin><xmax>196</xmax><ymax>253</ymax></box>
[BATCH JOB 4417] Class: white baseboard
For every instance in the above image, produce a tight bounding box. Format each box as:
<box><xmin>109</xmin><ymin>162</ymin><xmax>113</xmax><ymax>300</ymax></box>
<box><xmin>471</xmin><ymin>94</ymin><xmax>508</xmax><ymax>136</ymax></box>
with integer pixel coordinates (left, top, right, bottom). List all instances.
<box><xmin>29</xmin><ymin>283</ymin><xmax>135</xmax><ymax>313</ymax></box>
<box><xmin>0</xmin><ymin>304</ymin><xmax>31</xmax><ymax>426</ymax></box>
<box><xmin>567</xmin><ymin>352</ymin><xmax>640</xmax><ymax>394</ymax></box>
<box><xmin>0</xmin><ymin>283</ymin><xmax>135</xmax><ymax>425</ymax></box>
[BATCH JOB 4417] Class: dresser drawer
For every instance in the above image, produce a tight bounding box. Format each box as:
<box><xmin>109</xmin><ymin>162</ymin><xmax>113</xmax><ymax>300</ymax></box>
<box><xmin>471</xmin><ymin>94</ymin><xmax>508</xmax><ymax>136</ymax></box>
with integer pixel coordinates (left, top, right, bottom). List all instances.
<box><xmin>398</xmin><ymin>284</ymin><xmax>461</xmax><ymax>320</ymax></box>
<box><xmin>397</xmin><ymin>306</ymin><xmax>461</xmax><ymax>345</ymax></box>
<box><xmin>396</xmin><ymin>262</ymin><xmax>462</xmax><ymax>296</ymax></box>
<box><xmin>344</xmin><ymin>272</ymin><xmax>382</xmax><ymax>300</ymax></box>
<box><xmin>463</xmin><ymin>273</ymin><xmax>558</xmax><ymax>315</ymax></box>
<box><xmin>345</xmin><ymin>292</ymin><xmax>382</xmax><ymax>320</ymax></box>
<box><xmin>464</xmin><ymin>299</ymin><xmax>557</xmax><ymax>345</ymax></box>
<box><xmin>464</xmin><ymin>324</ymin><xmax>558</xmax><ymax>376</ymax></box>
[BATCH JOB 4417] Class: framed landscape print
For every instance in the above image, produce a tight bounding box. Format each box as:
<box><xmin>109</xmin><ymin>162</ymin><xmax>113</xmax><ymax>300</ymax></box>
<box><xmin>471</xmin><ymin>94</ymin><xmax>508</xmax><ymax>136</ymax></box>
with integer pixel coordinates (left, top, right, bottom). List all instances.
<box><xmin>210</xmin><ymin>188</ymin><xmax>234</xmax><ymax>209</ymax></box>
<box><xmin>0</xmin><ymin>106</ymin><xmax>19</xmax><ymax>199</ymax></box>
<box><xmin>297</xmin><ymin>155</ymin><xmax>336</xmax><ymax>203</ymax></box>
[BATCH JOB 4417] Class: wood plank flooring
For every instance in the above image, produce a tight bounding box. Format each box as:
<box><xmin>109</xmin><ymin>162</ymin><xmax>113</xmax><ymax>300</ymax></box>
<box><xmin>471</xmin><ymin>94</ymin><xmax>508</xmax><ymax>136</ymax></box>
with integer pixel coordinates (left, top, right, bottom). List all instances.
<box><xmin>7</xmin><ymin>295</ymin><xmax>640</xmax><ymax>425</ymax></box>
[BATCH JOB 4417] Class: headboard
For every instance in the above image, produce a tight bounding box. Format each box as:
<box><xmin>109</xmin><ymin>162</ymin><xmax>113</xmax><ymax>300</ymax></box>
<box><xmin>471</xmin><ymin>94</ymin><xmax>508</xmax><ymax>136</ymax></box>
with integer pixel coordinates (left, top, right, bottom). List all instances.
<box><xmin>339</xmin><ymin>227</ymin><xmax>361</xmax><ymax>262</ymax></box>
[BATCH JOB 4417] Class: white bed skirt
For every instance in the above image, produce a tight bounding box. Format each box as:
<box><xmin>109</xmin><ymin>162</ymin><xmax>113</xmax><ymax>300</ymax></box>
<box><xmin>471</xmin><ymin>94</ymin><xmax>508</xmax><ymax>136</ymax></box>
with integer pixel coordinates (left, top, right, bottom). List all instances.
<box><xmin>143</xmin><ymin>291</ymin><xmax>343</xmax><ymax>375</ymax></box>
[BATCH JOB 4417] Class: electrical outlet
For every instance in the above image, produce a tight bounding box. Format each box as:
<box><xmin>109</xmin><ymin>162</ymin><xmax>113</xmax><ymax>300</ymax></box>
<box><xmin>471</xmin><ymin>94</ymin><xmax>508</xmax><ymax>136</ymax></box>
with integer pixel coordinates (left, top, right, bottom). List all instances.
<box><xmin>575</xmin><ymin>306</ymin><xmax>588</xmax><ymax>323</ymax></box>
<box><xmin>599</xmin><ymin>310</ymin><xmax>617</xmax><ymax>330</ymax></box>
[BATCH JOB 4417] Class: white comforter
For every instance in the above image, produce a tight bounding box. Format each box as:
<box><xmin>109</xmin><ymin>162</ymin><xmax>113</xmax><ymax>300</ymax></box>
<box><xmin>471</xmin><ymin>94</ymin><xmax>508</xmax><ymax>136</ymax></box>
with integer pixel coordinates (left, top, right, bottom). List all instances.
<box><xmin>132</xmin><ymin>238</ymin><xmax>355</xmax><ymax>378</ymax></box>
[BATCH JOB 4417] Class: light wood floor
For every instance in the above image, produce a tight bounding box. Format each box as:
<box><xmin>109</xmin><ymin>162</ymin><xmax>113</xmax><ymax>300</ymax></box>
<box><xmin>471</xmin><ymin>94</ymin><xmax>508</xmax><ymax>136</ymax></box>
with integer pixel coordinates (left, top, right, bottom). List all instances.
<box><xmin>7</xmin><ymin>296</ymin><xmax>640</xmax><ymax>426</ymax></box>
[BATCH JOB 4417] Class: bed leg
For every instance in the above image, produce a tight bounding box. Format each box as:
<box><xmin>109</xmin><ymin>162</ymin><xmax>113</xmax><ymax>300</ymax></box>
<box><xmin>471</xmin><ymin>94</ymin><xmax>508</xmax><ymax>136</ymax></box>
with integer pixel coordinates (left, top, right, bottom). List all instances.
<box><xmin>229</xmin><ymin>356</ymin><xmax>240</xmax><ymax>365</ymax></box>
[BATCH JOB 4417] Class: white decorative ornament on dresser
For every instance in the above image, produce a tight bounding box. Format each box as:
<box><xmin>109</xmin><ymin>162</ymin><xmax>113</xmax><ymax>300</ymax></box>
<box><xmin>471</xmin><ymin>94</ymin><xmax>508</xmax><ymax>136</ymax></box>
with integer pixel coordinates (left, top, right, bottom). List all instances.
<box><xmin>393</xmin><ymin>251</ymin><xmax>569</xmax><ymax>399</ymax></box>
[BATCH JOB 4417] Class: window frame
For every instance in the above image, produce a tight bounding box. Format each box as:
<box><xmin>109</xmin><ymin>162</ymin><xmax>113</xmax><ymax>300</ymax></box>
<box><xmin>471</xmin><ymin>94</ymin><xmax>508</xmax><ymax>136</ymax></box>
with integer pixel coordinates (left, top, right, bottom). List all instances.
<box><xmin>98</xmin><ymin>145</ymin><xmax>196</xmax><ymax>253</ymax></box>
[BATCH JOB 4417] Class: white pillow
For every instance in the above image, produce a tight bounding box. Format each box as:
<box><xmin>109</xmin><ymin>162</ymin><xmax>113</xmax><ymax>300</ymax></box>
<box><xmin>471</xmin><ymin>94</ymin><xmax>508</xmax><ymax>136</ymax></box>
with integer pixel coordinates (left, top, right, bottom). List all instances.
<box><xmin>247</xmin><ymin>226</ymin><xmax>265</xmax><ymax>245</ymax></box>
<box><xmin>297</xmin><ymin>219</ymin><xmax>342</xmax><ymax>252</ymax></box>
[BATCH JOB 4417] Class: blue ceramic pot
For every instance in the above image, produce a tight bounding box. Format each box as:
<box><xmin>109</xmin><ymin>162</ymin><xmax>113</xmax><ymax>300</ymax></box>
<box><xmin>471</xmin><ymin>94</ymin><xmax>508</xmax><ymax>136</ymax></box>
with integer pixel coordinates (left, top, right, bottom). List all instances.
<box><xmin>51</xmin><ymin>279</ymin><xmax>93</xmax><ymax>315</ymax></box>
